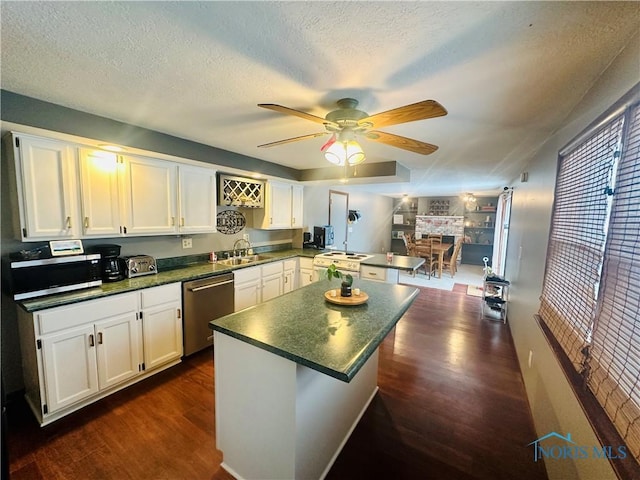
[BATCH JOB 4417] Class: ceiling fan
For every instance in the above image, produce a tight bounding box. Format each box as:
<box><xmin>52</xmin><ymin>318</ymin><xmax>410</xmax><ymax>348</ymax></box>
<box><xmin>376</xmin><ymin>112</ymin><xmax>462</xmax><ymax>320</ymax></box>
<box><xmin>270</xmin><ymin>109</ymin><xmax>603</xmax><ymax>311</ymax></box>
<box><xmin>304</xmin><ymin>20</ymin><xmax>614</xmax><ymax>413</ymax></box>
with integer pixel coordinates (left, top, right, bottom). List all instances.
<box><xmin>257</xmin><ymin>98</ymin><xmax>447</xmax><ymax>164</ymax></box>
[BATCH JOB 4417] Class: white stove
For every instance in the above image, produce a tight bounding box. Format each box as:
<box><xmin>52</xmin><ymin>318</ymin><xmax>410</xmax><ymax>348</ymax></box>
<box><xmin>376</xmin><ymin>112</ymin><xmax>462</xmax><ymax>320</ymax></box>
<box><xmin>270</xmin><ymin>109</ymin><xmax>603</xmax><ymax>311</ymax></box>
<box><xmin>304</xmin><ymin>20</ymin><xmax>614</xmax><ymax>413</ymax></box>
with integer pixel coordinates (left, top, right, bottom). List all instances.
<box><xmin>312</xmin><ymin>251</ymin><xmax>374</xmax><ymax>272</ymax></box>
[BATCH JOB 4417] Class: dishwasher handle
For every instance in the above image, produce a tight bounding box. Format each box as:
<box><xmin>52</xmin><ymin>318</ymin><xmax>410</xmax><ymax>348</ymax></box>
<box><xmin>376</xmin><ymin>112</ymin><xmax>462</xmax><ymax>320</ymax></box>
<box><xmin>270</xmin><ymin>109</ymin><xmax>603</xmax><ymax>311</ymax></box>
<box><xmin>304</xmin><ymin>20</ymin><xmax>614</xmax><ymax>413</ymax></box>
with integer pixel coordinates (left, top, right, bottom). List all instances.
<box><xmin>188</xmin><ymin>279</ymin><xmax>234</xmax><ymax>292</ymax></box>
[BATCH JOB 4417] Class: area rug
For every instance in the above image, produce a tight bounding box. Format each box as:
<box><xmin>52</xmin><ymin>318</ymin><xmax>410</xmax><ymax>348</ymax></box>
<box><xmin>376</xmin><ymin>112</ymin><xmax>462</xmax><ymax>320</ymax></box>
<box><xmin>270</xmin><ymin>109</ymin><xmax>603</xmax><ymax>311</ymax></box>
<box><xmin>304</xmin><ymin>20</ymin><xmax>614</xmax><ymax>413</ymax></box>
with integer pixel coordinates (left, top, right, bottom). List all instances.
<box><xmin>466</xmin><ymin>285</ymin><xmax>484</xmax><ymax>297</ymax></box>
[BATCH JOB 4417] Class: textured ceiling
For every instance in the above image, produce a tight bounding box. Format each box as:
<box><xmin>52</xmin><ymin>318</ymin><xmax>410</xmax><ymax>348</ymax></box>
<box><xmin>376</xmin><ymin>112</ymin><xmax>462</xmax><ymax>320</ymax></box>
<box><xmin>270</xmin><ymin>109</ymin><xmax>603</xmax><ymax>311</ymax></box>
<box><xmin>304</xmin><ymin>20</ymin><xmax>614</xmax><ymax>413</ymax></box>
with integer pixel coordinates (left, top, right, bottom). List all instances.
<box><xmin>1</xmin><ymin>1</ymin><xmax>638</xmax><ymax>197</ymax></box>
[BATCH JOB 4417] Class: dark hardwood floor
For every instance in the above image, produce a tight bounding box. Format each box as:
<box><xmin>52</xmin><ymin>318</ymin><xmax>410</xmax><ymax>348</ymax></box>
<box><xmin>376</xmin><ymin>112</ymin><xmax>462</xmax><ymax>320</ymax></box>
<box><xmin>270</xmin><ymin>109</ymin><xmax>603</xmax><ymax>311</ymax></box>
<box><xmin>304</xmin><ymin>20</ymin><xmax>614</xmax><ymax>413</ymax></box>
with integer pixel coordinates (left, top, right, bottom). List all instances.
<box><xmin>6</xmin><ymin>286</ymin><xmax>547</xmax><ymax>480</ymax></box>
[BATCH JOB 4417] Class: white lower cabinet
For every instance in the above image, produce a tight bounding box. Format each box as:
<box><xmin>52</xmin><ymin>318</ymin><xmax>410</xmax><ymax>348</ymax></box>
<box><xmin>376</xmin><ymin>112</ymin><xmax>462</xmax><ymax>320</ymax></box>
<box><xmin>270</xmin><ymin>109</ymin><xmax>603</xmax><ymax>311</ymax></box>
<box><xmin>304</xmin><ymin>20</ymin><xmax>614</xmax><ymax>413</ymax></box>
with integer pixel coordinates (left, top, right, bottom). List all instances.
<box><xmin>233</xmin><ymin>258</ymin><xmax>305</xmax><ymax>311</ymax></box>
<box><xmin>17</xmin><ymin>283</ymin><xmax>182</xmax><ymax>425</ymax></box>
<box><xmin>234</xmin><ymin>265</ymin><xmax>262</xmax><ymax>312</ymax></box>
<box><xmin>360</xmin><ymin>265</ymin><xmax>399</xmax><ymax>284</ymax></box>
<box><xmin>140</xmin><ymin>284</ymin><xmax>183</xmax><ymax>370</ymax></box>
<box><xmin>283</xmin><ymin>259</ymin><xmax>297</xmax><ymax>293</ymax></box>
<box><xmin>41</xmin><ymin>324</ymin><xmax>100</xmax><ymax>413</ymax></box>
<box><xmin>261</xmin><ymin>261</ymin><xmax>284</xmax><ymax>303</ymax></box>
<box><xmin>299</xmin><ymin>257</ymin><xmax>317</xmax><ymax>287</ymax></box>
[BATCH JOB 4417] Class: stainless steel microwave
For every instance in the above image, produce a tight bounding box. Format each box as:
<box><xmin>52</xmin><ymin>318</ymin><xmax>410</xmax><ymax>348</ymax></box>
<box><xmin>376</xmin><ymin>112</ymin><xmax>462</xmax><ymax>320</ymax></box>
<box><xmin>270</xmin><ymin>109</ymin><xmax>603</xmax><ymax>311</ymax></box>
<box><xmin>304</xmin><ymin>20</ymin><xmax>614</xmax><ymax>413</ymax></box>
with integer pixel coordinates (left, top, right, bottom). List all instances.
<box><xmin>2</xmin><ymin>254</ymin><xmax>102</xmax><ymax>301</ymax></box>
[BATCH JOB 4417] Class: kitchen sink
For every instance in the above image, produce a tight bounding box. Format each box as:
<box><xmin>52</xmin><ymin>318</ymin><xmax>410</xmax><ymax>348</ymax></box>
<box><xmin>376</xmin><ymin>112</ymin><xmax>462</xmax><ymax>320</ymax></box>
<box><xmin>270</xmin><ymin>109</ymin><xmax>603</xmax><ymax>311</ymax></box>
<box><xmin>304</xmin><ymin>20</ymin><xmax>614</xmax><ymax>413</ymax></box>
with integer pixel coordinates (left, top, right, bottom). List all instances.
<box><xmin>217</xmin><ymin>255</ymin><xmax>270</xmax><ymax>266</ymax></box>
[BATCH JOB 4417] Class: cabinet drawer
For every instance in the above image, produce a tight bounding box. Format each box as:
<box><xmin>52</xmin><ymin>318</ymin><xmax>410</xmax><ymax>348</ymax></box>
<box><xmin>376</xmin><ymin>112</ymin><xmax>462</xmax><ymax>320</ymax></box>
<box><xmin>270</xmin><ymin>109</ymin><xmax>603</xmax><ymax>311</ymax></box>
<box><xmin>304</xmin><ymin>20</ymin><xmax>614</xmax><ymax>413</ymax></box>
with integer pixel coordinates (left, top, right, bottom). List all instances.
<box><xmin>261</xmin><ymin>261</ymin><xmax>283</xmax><ymax>277</ymax></box>
<box><xmin>37</xmin><ymin>292</ymin><xmax>138</xmax><ymax>335</ymax></box>
<box><xmin>283</xmin><ymin>259</ymin><xmax>297</xmax><ymax>271</ymax></box>
<box><xmin>299</xmin><ymin>257</ymin><xmax>313</xmax><ymax>269</ymax></box>
<box><xmin>234</xmin><ymin>265</ymin><xmax>261</xmax><ymax>284</ymax></box>
<box><xmin>361</xmin><ymin>266</ymin><xmax>387</xmax><ymax>281</ymax></box>
<box><xmin>140</xmin><ymin>283</ymin><xmax>181</xmax><ymax>308</ymax></box>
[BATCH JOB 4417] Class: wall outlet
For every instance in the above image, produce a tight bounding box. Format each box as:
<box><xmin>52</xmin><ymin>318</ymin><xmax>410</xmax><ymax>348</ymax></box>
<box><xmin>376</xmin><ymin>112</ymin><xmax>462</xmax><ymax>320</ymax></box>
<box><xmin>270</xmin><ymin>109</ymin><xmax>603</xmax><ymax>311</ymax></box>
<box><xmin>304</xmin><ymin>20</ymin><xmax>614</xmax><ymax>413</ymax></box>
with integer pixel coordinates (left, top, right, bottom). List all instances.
<box><xmin>243</xmin><ymin>233</ymin><xmax>250</xmax><ymax>241</ymax></box>
<box><xmin>182</xmin><ymin>237</ymin><xmax>193</xmax><ymax>249</ymax></box>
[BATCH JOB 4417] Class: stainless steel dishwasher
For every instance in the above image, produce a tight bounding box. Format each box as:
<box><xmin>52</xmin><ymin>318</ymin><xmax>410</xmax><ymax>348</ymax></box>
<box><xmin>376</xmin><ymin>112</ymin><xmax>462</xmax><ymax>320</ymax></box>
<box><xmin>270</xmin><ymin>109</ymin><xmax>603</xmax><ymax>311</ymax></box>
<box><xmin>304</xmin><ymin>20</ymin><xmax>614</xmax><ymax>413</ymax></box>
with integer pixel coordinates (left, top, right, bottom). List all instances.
<box><xmin>182</xmin><ymin>273</ymin><xmax>234</xmax><ymax>356</ymax></box>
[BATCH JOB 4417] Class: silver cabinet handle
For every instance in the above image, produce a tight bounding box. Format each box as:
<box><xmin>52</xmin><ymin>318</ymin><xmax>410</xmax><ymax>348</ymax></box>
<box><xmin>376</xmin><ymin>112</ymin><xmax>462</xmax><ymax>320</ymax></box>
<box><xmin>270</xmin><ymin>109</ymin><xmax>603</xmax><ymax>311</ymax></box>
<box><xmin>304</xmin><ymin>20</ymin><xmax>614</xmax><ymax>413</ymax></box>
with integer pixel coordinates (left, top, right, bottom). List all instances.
<box><xmin>84</xmin><ymin>217</ymin><xmax>89</xmax><ymax>228</ymax></box>
<box><xmin>89</xmin><ymin>334</ymin><xmax>95</xmax><ymax>347</ymax></box>
<box><xmin>181</xmin><ymin>217</ymin><xmax>185</xmax><ymax>227</ymax></box>
<box><xmin>65</xmin><ymin>216</ymin><xmax>72</xmax><ymax>229</ymax></box>
<box><xmin>189</xmin><ymin>280</ymin><xmax>234</xmax><ymax>292</ymax></box>
<box><xmin>97</xmin><ymin>332</ymin><xmax>103</xmax><ymax>344</ymax></box>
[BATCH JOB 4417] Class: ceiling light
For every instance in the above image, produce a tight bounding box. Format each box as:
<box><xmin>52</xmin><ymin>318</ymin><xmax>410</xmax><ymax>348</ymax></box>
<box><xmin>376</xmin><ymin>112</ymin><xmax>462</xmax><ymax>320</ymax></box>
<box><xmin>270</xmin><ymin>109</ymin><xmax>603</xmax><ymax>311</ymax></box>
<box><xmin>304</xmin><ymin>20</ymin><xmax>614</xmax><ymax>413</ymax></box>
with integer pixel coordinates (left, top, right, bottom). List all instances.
<box><xmin>463</xmin><ymin>193</ymin><xmax>476</xmax><ymax>203</ymax></box>
<box><xmin>324</xmin><ymin>139</ymin><xmax>366</xmax><ymax>166</ymax></box>
<box><xmin>99</xmin><ymin>144</ymin><xmax>124</xmax><ymax>152</ymax></box>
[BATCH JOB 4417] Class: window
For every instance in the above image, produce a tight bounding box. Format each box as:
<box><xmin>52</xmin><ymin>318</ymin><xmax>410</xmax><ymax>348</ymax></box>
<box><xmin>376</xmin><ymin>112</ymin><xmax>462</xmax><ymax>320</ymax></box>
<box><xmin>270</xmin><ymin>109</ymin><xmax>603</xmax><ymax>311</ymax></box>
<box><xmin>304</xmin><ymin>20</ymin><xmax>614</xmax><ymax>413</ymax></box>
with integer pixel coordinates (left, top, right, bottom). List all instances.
<box><xmin>538</xmin><ymin>85</ymin><xmax>640</xmax><ymax>470</ymax></box>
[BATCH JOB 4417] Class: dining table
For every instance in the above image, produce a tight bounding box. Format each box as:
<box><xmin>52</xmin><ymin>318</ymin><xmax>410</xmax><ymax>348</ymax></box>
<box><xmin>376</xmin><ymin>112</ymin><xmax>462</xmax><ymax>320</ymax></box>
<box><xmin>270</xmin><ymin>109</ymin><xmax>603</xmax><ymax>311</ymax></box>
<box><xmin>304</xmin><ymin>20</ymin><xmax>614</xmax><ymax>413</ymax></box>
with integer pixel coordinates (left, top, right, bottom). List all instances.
<box><xmin>416</xmin><ymin>242</ymin><xmax>453</xmax><ymax>278</ymax></box>
<box><xmin>432</xmin><ymin>243</ymin><xmax>454</xmax><ymax>278</ymax></box>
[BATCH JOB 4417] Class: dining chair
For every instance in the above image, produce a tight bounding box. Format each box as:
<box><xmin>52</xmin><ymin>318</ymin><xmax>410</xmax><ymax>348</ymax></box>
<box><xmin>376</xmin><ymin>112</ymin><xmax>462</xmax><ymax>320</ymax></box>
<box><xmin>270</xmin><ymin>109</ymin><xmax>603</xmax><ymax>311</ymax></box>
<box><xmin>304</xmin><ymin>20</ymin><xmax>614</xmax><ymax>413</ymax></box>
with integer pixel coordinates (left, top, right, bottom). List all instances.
<box><xmin>415</xmin><ymin>238</ymin><xmax>438</xmax><ymax>278</ymax></box>
<box><xmin>440</xmin><ymin>238</ymin><xmax>464</xmax><ymax>277</ymax></box>
<box><xmin>427</xmin><ymin>233</ymin><xmax>443</xmax><ymax>244</ymax></box>
<box><xmin>403</xmin><ymin>233</ymin><xmax>417</xmax><ymax>257</ymax></box>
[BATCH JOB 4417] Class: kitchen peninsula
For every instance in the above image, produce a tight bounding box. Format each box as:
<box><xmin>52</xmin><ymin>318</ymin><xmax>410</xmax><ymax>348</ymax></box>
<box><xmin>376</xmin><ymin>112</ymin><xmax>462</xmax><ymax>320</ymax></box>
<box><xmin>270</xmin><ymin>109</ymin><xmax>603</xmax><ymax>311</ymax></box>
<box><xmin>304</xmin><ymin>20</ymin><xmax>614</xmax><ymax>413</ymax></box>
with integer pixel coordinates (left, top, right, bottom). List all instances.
<box><xmin>210</xmin><ymin>279</ymin><xmax>419</xmax><ymax>480</ymax></box>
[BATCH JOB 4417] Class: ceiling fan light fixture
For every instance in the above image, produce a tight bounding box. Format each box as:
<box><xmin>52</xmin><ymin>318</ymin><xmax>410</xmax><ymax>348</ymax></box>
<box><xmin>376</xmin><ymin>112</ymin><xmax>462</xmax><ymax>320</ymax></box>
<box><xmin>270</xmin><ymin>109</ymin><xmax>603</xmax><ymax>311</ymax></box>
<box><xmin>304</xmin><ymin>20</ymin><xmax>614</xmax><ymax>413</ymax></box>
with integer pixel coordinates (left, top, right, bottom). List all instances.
<box><xmin>324</xmin><ymin>140</ymin><xmax>366</xmax><ymax>166</ymax></box>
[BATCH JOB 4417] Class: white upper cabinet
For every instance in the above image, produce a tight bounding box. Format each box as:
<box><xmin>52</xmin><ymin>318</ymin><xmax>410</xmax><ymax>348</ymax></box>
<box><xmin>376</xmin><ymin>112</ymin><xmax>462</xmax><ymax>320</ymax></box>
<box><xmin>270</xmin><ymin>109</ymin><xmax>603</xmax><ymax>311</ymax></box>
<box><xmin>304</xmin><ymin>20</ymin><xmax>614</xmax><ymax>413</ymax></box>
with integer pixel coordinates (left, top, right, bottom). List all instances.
<box><xmin>78</xmin><ymin>148</ymin><xmax>122</xmax><ymax>237</ymax></box>
<box><xmin>178</xmin><ymin>165</ymin><xmax>217</xmax><ymax>233</ymax></box>
<box><xmin>291</xmin><ymin>184</ymin><xmax>304</xmax><ymax>228</ymax></box>
<box><xmin>254</xmin><ymin>181</ymin><xmax>304</xmax><ymax>230</ymax></box>
<box><xmin>120</xmin><ymin>155</ymin><xmax>178</xmax><ymax>235</ymax></box>
<box><xmin>8</xmin><ymin>134</ymin><xmax>79</xmax><ymax>240</ymax></box>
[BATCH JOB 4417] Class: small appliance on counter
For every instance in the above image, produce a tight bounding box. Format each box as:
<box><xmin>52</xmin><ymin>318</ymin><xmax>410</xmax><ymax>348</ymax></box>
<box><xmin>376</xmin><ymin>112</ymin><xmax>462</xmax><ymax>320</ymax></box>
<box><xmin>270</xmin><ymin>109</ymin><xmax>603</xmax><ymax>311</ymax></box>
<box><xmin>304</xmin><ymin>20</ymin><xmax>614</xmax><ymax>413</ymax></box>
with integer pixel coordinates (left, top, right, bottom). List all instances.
<box><xmin>88</xmin><ymin>244</ymin><xmax>125</xmax><ymax>282</ymax></box>
<box><xmin>122</xmin><ymin>255</ymin><xmax>157</xmax><ymax>278</ymax></box>
<box><xmin>302</xmin><ymin>231</ymin><xmax>318</xmax><ymax>249</ymax></box>
<box><xmin>2</xmin><ymin>240</ymin><xmax>102</xmax><ymax>300</ymax></box>
<box><xmin>313</xmin><ymin>225</ymin><xmax>334</xmax><ymax>249</ymax></box>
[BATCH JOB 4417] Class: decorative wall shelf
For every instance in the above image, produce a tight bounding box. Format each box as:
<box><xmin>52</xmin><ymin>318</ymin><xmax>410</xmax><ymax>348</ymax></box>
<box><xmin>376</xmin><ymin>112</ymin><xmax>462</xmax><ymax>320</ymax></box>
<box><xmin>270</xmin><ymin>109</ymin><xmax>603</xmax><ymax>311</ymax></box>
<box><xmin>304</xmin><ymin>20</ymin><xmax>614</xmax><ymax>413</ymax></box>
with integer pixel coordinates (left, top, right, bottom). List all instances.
<box><xmin>218</xmin><ymin>174</ymin><xmax>264</xmax><ymax>208</ymax></box>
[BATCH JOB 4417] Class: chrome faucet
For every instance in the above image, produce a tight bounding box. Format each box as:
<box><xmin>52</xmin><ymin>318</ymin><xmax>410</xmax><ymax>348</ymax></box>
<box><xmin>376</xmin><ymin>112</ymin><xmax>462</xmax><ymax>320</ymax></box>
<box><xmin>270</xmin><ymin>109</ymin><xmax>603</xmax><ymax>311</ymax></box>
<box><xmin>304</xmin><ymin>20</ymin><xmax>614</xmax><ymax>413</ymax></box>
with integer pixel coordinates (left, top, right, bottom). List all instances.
<box><xmin>233</xmin><ymin>238</ymin><xmax>251</xmax><ymax>257</ymax></box>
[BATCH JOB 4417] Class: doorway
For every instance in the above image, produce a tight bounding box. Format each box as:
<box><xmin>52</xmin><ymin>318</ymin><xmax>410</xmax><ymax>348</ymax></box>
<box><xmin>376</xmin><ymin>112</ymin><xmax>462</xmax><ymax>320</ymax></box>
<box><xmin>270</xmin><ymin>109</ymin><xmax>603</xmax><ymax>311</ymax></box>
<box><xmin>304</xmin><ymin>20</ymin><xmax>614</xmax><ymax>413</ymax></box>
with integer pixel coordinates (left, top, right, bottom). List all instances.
<box><xmin>329</xmin><ymin>190</ymin><xmax>348</xmax><ymax>251</ymax></box>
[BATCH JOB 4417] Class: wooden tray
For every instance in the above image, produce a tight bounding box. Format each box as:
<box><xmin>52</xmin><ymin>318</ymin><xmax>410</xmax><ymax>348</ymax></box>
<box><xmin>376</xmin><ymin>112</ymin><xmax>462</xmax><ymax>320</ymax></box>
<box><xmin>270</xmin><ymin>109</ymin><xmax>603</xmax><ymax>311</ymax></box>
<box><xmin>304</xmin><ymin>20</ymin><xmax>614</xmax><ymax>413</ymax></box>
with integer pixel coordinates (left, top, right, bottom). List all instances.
<box><xmin>324</xmin><ymin>290</ymin><xmax>369</xmax><ymax>306</ymax></box>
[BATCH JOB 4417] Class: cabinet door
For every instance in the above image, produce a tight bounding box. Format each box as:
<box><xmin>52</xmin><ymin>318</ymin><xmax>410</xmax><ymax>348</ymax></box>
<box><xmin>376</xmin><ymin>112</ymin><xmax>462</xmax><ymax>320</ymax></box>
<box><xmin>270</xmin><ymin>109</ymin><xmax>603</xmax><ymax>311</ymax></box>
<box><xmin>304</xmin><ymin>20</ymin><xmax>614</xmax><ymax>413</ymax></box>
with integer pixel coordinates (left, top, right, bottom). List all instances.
<box><xmin>15</xmin><ymin>135</ymin><xmax>78</xmax><ymax>239</ymax></box>
<box><xmin>78</xmin><ymin>148</ymin><xmax>122</xmax><ymax>237</ymax></box>
<box><xmin>234</xmin><ymin>280</ymin><xmax>261</xmax><ymax>312</ymax></box>
<box><xmin>283</xmin><ymin>269</ymin><xmax>295</xmax><ymax>293</ymax></box>
<box><xmin>41</xmin><ymin>325</ymin><xmax>99</xmax><ymax>412</ymax></box>
<box><xmin>120</xmin><ymin>155</ymin><xmax>178</xmax><ymax>235</ymax></box>
<box><xmin>262</xmin><ymin>274</ymin><xmax>283</xmax><ymax>302</ymax></box>
<box><xmin>95</xmin><ymin>313</ymin><xmax>140</xmax><ymax>390</ymax></box>
<box><xmin>291</xmin><ymin>184</ymin><xmax>304</xmax><ymax>228</ymax></box>
<box><xmin>142</xmin><ymin>301</ymin><xmax>183</xmax><ymax>371</ymax></box>
<box><xmin>267</xmin><ymin>181</ymin><xmax>292</xmax><ymax>228</ymax></box>
<box><xmin>299</xmin><ymin>268</ymin><xmax>316</xmax><ymax>287</ymax></box>
<box><xmin>178</xmin><ymin>165</ymin><xmax>217</xmax><ymax>233</ymax></box>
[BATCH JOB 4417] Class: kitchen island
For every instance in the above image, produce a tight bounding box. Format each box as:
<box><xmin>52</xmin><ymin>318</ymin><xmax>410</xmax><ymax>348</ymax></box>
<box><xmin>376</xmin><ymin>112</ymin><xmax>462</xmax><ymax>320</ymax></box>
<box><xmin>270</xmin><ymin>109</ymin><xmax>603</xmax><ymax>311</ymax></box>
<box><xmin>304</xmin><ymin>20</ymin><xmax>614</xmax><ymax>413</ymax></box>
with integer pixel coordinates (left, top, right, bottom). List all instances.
<box><xmin>209</xmin><ymin>279</ymin><xmax>419</xmax><ymax>480</ymax></box>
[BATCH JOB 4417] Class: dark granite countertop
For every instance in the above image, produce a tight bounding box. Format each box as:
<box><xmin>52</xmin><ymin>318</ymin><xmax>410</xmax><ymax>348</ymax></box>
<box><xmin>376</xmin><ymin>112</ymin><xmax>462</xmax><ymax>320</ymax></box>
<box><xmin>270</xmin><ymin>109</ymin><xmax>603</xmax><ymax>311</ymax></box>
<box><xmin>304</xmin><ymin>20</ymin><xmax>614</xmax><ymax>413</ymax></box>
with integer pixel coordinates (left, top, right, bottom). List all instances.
<box><xmin>361</xmin><ymin>253</ymin><xmax>424</xmax><ymax>271</ymax></box>
<box><xmin>209</xmin><ymin>279</ymin><xmax>419</xmax><ymax>382</ymax></box>
<box><xmin>16</xmin><ymin>248</ymin><xmax>422</xmax><ymax>313</ymax></box>
<box><xmin>18</xmin><ymin>248</ymin><xmax>318</xmax><ymax>312</ymax></box>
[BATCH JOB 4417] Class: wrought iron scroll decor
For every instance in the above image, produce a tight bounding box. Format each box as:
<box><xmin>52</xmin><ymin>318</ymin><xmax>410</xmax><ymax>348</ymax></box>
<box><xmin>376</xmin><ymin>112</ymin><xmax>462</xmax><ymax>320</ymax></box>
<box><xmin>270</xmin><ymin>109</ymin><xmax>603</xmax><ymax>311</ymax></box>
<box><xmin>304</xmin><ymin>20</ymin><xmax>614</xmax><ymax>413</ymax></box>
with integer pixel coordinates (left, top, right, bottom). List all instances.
<box><xmin>216</xmin><ymin>210</ymin><xmax>246</xmax><ymax>235</ymax></box>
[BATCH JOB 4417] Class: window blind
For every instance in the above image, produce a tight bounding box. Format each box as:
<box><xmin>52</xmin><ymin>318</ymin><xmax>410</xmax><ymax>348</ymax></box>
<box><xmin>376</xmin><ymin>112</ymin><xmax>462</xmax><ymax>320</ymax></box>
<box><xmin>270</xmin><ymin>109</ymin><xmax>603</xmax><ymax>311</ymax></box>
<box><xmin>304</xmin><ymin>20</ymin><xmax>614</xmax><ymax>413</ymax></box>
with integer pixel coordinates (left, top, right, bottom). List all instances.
<box><xmin>588</xmin><ymin>102</ymin><xmax>640</xmax><ymax>462</ymax></box>
<box><xmin>538</xmin><ymin>115</ymin><xmax>624</xmax><ymax>371</ymax></box>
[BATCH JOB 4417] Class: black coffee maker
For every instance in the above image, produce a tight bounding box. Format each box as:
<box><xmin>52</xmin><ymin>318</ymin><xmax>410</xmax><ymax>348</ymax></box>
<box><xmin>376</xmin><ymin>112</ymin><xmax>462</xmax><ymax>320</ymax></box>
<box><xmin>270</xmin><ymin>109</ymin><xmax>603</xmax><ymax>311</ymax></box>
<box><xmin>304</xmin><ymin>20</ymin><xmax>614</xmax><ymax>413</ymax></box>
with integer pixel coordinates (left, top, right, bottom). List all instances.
<box><xmin>89</xmin><ymin>244</ymin><xmax>125</xmax><ymax>282</ymax></box>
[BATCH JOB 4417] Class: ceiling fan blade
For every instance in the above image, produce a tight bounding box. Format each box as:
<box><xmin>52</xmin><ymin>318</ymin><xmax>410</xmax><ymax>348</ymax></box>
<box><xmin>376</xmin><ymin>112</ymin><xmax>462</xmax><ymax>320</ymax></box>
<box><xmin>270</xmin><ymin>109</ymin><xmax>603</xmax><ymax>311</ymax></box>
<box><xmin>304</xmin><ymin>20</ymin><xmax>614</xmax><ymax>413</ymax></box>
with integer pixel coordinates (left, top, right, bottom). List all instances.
<box><xmin>359</xmin><ymin>100</ymin><xmax>447</xmax><ymax>129</ymax></box>
<box><xmin>258</xmin><ymin>104</ymin><xmax>339</xmax><ymax>128</ymax></box>
<box><xmin>365</xmin><ymin>131</ymin><xmax>439</xmax><ymax>155</ymax></box>
<box><xmin>257</xmin><ymin>132</ymin><xmax>328</xmax><ymax>148</ymax></box>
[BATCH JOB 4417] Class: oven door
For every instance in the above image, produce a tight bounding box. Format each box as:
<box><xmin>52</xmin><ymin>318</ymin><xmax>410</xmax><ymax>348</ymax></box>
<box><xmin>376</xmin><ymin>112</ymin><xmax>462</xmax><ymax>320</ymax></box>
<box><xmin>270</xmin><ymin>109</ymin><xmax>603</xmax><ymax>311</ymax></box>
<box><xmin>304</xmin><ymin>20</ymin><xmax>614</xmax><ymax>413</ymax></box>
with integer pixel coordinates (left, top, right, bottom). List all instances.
<box><xmin>313</xmin><ymin>266</ymin><xmax>360</xmax><ymax>280</ymax></box>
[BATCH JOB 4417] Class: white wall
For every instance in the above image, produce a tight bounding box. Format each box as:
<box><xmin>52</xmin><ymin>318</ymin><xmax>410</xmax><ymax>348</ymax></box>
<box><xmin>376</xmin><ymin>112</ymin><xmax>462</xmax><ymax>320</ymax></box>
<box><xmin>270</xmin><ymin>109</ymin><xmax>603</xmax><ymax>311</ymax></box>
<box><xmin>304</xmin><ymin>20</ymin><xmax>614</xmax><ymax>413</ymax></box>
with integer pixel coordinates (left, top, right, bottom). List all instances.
<box><xmin>504</xmin><ymin>32</ymin><xmax>639</xmax><ymax>480</ymax></box>
<box><xmin>302</xmin><ymin>185</ymin><xmax>393</xmax><ymax>253</ymax></box>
